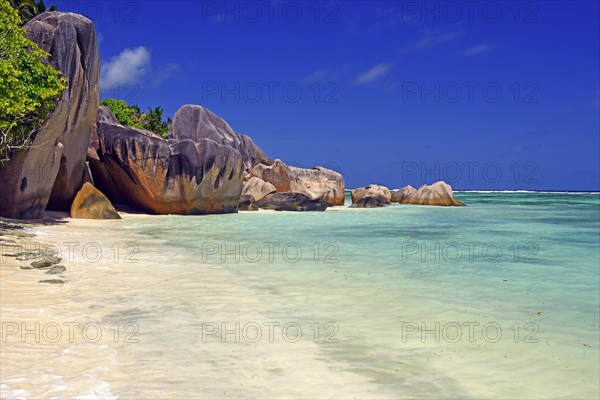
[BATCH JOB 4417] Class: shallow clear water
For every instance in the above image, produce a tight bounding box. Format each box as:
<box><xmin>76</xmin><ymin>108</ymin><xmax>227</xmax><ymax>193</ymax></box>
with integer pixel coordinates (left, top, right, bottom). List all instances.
<box><xmin>1</xmin><ymin>192</ymin><xmax>599</xmax><ymax>398</ymax></box>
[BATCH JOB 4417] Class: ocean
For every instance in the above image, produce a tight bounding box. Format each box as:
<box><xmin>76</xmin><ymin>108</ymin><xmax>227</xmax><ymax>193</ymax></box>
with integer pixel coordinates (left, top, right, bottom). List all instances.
<box><xmin>1</xmin><ymin>192</ymin><xmax>599</xmax><ymax>398</ymax></box>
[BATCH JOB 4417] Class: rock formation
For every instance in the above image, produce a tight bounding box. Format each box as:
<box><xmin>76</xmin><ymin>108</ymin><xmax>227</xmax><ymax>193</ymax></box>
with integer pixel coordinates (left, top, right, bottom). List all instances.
<box><xmin>402</xmin><ymin>181</ymin><xmax>464</xmax><ymax>206</ymax></box>
<box><xmin>350</xmin><ymin>197</ymin><xmax>386</xmax><ymax>208</ymax></box>
<box><xmin>171</xmin><ymin>105</ymin><xmax>271</xmax><ymax>171</ymax></box>
<box><xmin>250</xmin><ymin>160</ymin><xmax>345</xmax><ymax>206</ymax></box>
<box><xmin>70</xmin><ymin>182</ymin><xmax>121</xmax><ymax>219</ymax></box>
<box><xmin>0</xmin><ymin>12</ymin><xmax>99</xmax><ymax>218</ymax></box>
<box><xmin>238</xmin><ymin>195</ymin><xmax>259</xmax><ymax>211</ymax></box>
<box><xmin>255</xmin><ymin>193</ymin><xmax>329</xmax><ymax>212</ymax></box>
<box><xmin>391</xmin><ymin>185</ymin><xmax>417</xmax><ymax>203</ymax></box>
<box><xmin>288</xmin><ymin>166</ymin><xmax>345</xmax><ymax>205</ymax></box>
<box><xmin>250</xmin><ymin>160</ymin><xmax>292</xmax><ymax>192</ymax></box>
<box><xmin>351</xmin><ymin>185</ymin><xmax>392</xmax><ymax>206</ymax></box>
<box><xmin>88</xmin><ymin>107</ymin><xmax>244</xmax><ymax>215</ymax></box>
<box><xmin>242</xmin><ymin>177</ymin><xmax>276</xmax><ymax>202</ymax></box>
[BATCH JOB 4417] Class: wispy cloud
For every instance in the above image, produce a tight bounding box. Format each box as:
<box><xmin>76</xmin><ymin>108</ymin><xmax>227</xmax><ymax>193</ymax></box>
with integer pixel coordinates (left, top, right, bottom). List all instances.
<box><xmin>153</xmin><ymin>63</ymin><xmax>181</xmax><ymax>87</ymax></box>
<box><xmin>400</xmin><ymin>29</ymin><xmax>464</xmax><ymax>52</ymax></box>
<box><xmin>100</xmin><ymin>47</ymin><xmax>151</xmax><ymax>90</ymax></box>
<box><xmin>356</xmin><ymin>63</ymin><xmax>393</xmax><ymax>84</ymax></box>
<box><xmin>511</xmin><ymin>144</ymin><xmax>542</xmax><ymax>154</ymax></box>
<box><xmin>462</xmin><ymin>44</ymin><xmax>493</xmax><ymax>56</ymax></box>
<box><xmin>302</xmin><ymin>69</ymin><xmax>328</xmax><ymax>83</ymax></box>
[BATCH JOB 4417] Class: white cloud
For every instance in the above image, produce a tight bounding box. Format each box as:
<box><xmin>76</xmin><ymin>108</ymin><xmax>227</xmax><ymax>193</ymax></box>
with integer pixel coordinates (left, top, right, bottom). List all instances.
<box><xmin>462</xmin><ymin>44</ymin><xmax>493</xmax><ymax>56</ymax></box>
<box><xmin>356</xmin><ymin>63</ymin><xmax>393</xmax><ymax>84</ymax></box>
<box><xmin>100</xmin><ymin>47</ymin><xmax>151</xmax><ymax>90</ymax></box>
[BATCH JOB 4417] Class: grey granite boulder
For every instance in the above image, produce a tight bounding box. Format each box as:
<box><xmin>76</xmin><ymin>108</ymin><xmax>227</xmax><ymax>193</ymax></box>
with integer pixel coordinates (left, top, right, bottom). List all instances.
<box><xmin>249</xmin><ymin>160</ymin><xmax>292</xmax><ymax>192</ymax></box>
<box><xmin>351</xmin><ymin>185</ymin><xmax>392</xmax><ymax>206</ymax></box>
<box><xmin>0</xmin><ymin>12</ymin><xmax>99</xmax><ymax>218</ymax></box>
<box><xmin>403</xmin><ymin>181</ymin><xmax>464</xmax><ymax>206</ymax></box>
<box><xmin>288</xmin><ymin>166</ymin><xmax>345</xmax><ymax>206</ymax></box>
<box><xmin>349</xmin><ymin>196</ymin><xmax>386</xmax><ymax>208</ymax></box>
<box><xmin>391</xmin><ymin>185</ymin><xmax>417</xmax><ymax>203</ymax></box>
<box><xmin>242</xmin><ymin>177</ymin><xmax>276</xmax><ymax>202</ymax></box>
<box><xmin>255</xmin><ymin>193</ymin><xmax>329</xmax><ymax>212</ymax></box>
<box><xmin>88</xmin><ymin>108</ymin><xmax>244</xmax><ymax>215</ymax></box>
<box><xmin>238</xmin><ymin>194</ymin><xmax>259</xmax><ymax>211</ymax></box>
<box><xmin>250</xmin><ymin>160</ymin><xmax>345</xmax><ymax>206</ymax></box>
<box><xmin>171</xmin><ymin>105</ymin><xmax>271</xmax><ymax>171</ymax></box>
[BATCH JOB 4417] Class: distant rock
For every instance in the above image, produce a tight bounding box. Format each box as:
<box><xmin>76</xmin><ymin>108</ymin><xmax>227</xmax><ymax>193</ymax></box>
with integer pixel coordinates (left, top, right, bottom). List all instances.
<box><xmin>250</xmin><ymin>160</ymin><xmax>292</xmax><ymax>192</ymax></box>
<box><xmin>30</xmin><ymin>255</ymin><xmax>62</xmax><ymax>269</ymax></box>
<box><xmin>351</xmin><ymin>185</ymin><xmax>392</xmax><ymax>206</ymax></box>
<box><xmin>0</xmin><ymin>12</ymin><xmax>99</xmax><ymax>218</ymax></box>
<box><xmin>350</xmin><ymin>197</ymin><xmax>386</xmax><ymax>208</ymax></box>
<box><xmin>288</xmin><ymin>166</ymin><xmax>345</xmax><ymax>206</ymax></box>
<box><xmin>88</xmin><ymin>108</ymin><xmax>244</xmax><ymax>215</ymax></box>
<box><xmin>391</xmin><ymin>185</ymin><xmax>417</xmax><ymax>203</ymax></box>
<box><xmin>403</xmin><ymin>181</ymin><xmax>464</xmax><ymax>206</ymax></box>
<box><xmin>238</xmin><ymin>194</ymin><xmax>259</xmax><ymax>211</ymax></box>
<box><xmin>250</xmin><ymin>160</ymin><xmax>345</xmax><ymax>206</ymax></box>
<box><xmin>242</xmin><ymin>177</ymin><xmax>276</xmax><ymax>202</ymax></box>
<box><xmin>39</xmin><ymin>279</ymin><xmax>65</xmax><ymax>284</ymax></box>
<box><xmin>46</xmin><ymin>265</ymin><xmax>66</xmax><ymax>274</ymax></box>
<box><xmin>70</xmin><ymin>182</ymin><xmax>121</xmax><ymax>219</ymax></box>
<box><xmin>171</xmin><ymin>105</ymin><xmax>272</xmax><ymax>171</ymax></box>
<box><xmin>255</xmin><ymin>193</ymin><xmax>329</xmax><ymax>211</ymax></box>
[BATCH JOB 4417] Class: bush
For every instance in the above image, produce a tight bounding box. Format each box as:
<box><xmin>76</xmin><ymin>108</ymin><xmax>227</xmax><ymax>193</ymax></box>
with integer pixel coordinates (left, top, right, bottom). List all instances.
<box><xmin>100</xmin><ymin>98</ymin><xmax>172</xmax><ymax>138</ymax></box>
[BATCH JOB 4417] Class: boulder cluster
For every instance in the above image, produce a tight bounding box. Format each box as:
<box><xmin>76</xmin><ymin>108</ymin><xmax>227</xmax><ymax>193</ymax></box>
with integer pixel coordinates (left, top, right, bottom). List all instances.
<box><xmin>350</xmin><ymin>182</ymin><xmax>464</xmax><ymax>208</ymax></box>
<box><xmin>0</xmin><ymin>12</ymin><xmax>463</xmax><ymax>220</ymax></box>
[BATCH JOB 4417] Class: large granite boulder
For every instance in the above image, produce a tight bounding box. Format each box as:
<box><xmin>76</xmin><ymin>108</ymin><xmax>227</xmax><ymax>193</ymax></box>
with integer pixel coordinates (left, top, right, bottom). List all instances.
<box><xmin>403</xmin><ymin>181</ymin><xmax>464</xmax><ymax>206</ymax></box>
<box><xmin>171</xmin><ymin>105</ymin><xmax>271</xmax><ymax>171</ymax></box>
<box><xmin>250</xmin><ymin>160</ymin><xmax>345</xmax><ymax>205</ymax></box>
<box><xmin>238</xmin><ymin>195</ymin><xmax>259</xmax><ymax>211</ymax></box>
<box><xmin>0</xmin><ymin>12</ymin><xmax>99</xmax><ymax>218</ymax></box>
<box><xmin>350</xmin><ymin>197</ymin><xmax>386</xmax><ymax>208</ymax></box>
<box><xmin>249</xmin><ymin>160</ymin><xmax>292</xmax><ymax>192</ymax></box>
<box><xmin>288</xmin><ymin>166</ymin><xmax>345</xmax><ymax>206</ymax></box>
<box><xmin>88</xmin><ymin>108</ymin><xmax>244</xmax><ymax>215</ymax></box>
<box><xmin>255</xmin><ymin>193</ymin><xmax>329</xmax><ymax>212</ymax></box>
<box><xmin>242</xmin><ymin>177</ymin><xmax>276</xmax><ymax>202</ymax></box>
<box><xmin>70</xmin><ymin>182</ymin><xmax>121</xmax><ymax>219</ymax></box>
<box><xmin>391</xmin><ymin>185</ymin><xmax>417</xmax><ymax>203</ymax></box>
<box><xmin>351</xmin><ymin>185</ymin><xmax>392</xmax><ymax>206</ymax></box>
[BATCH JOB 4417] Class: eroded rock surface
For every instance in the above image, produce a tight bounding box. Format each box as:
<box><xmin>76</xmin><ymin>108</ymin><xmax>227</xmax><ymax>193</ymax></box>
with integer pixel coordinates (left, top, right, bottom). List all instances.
<box><xmin>0</xmin><ymin>12</ymin><xmax>99</xmax><ymax>218</ymax></box>
<box><xmin>88</xmin><ymin>108</ymin><xmax>244</xmax><ymax>215</ymax></box>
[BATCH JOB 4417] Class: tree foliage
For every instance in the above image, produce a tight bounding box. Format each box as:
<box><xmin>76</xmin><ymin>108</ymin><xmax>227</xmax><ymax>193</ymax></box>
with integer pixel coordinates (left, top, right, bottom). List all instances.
<box><xmin>0</xmin><ymin>0</ymin><xmax>67</xmax><ymax>163</ymax></box>
<box><xmin>9</xmin><ymin>0</ymin><xmax>57</xmax><ymax>25</ymax></box>
<box><xmin>100</xmin><ymin>98</ymin><xmax>172</xmax><ymax>138</ymax></box>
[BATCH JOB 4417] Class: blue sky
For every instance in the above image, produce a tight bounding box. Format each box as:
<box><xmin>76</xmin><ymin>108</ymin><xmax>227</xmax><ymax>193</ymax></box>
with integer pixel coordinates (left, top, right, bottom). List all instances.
<box><xmin>55</xmin><ymin>0</ymin><xmax>599</xmax><ymax>190</ymax></box>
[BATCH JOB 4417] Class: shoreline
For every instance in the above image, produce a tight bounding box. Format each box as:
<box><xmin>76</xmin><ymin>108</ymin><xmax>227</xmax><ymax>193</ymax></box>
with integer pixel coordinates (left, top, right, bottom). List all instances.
<box><xmin>1</xmin><ymin>214</ymin><xmax>388</xmax><ymax>399</ymax></box>
<box><xmin>1</xmin><ymin>193</ymin><xmax>599</xmax><ymax>398</ymax></box>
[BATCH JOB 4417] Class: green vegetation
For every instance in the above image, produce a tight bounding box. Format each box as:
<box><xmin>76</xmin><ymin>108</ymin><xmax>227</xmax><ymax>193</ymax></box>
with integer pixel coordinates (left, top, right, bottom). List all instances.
<box><xmin>100</xmin><ymin>98</ymin><xmax>172</xmax><ymax>138</ymax></box>
<box><xmin>0</xmin><ymin>0</ymin><xmax>67</xmax><ymax>163</ymax></box>
<box><xmin>9</xmin><ymin>0</ymin><xmax>56</xmax><ymax>25</ymax></box>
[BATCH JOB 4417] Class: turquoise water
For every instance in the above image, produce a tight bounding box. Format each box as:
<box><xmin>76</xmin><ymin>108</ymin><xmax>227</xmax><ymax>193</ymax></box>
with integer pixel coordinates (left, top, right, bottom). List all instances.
<box><xmin>4</xmin><ymin>192</ymin><xmax>598</xmax><ymax>398</ymax></box>
<box><xmin>116</xmin><ymin>192</ymin><xmax>599</xmax><ymax>398</ymax></box>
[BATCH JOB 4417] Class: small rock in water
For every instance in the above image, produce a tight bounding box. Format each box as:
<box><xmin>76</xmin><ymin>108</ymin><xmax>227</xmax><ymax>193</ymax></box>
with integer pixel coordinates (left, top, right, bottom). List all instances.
<box><xmin>30</xmin><ymin>255</ymin><xmax>62</xmax><ymax>269</ymax></box>
<box><xmin>19</xmin><ymin>266</ymin><xmax>34</xmax><ymax>270</ymax></box>
<box><xmin>45</xmin><ymin>265</ymin><xmax>66</xmax><ymax>275</ymax></box>
<box><xmin>12</xmin><ymin>250</ymin><xmax>43</xmax><ymax>261</ymax></box>
<box><xmin>39</xmin><ymin>279</ymin><xmax>66</xmax><ymax>285</ymax></box>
